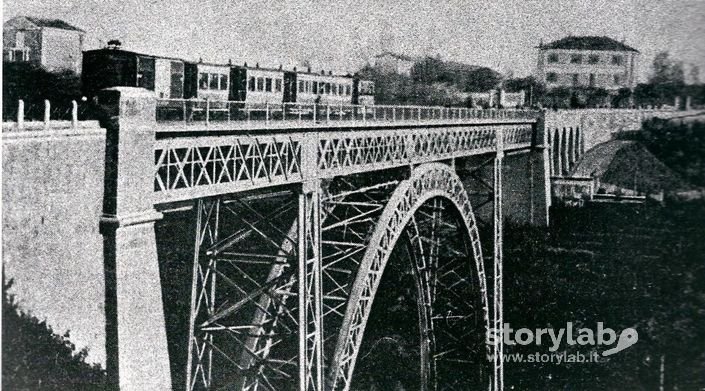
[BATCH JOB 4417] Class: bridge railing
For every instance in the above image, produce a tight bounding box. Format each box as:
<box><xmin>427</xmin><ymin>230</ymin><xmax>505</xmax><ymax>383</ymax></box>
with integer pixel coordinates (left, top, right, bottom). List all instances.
<box><xmin>155</xmin><ymin>98</ymin><xmax>538</xmax><ymax>126</ymax></box>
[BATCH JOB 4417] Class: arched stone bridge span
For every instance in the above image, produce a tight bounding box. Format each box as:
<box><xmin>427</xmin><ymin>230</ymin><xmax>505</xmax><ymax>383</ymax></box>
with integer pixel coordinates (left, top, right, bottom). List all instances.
<box><xmin>96</xmin><ymin>87</ymin><xmax>549</xmax><ymax>391</ymax></box>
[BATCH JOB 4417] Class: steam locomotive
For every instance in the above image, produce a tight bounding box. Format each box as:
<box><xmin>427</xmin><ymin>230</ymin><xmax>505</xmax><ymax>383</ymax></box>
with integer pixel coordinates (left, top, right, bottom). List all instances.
<box><xmin>81</xmin><ymin>47</ymin><xmax>375</xmax><ymax>106</ymax></box>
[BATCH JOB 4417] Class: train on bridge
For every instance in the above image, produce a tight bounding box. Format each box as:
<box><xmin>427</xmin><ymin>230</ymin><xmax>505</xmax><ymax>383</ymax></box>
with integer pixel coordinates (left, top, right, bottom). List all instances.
<box><xmin>81</xmin><ymin>47</ymin><xmax>376</xmax><ymax>107</ymax></box>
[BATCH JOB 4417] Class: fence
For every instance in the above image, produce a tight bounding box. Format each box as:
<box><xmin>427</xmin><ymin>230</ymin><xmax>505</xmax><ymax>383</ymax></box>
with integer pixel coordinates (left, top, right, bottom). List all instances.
<box><xmin>2</xmin><ymin>99</ymin><xmax>96</xmax><ymax>130</ymax></box>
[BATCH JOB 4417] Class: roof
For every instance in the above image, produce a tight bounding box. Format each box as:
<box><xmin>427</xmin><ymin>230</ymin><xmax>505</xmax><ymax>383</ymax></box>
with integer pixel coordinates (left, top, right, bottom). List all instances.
<box><xmin>6</xmin><ymin>16</ymin><xmax>85</xmax><ymax>32</ymax></box>
<box><xmin>374</xmin><ymin>52</ymin><xmax>418</xmax><ymax>62</ymax></box>
<box><xmin>83</xmin><ymin>48</ymin><xmax>355</xmax><ymax>78</ymax></box>
<box><xmin>539</xmin><ymin>36</ymin><xmax>639</xmax><ymax>53</ymax></box>
<box><xmin>572</xmin><ymin>140</ymin><xmax>686</xmax><ymax>191</ymax></box>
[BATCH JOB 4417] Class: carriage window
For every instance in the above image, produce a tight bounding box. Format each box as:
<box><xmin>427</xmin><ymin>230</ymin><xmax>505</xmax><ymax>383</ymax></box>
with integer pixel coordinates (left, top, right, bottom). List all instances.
<box><xmin>265</xmin><ymin>78</ymin><xmax>272</xmax><ymax>92</ymax></box>
<box><xmin>199</xmin><ymin>73</ymin><xmax>209</xmax><ymax>89</ymax></box>
<box><xmin>299</xmin><ymin>81</ymin><xmax>305</xmax><ymax>93</ymax></box>
<box><xmin>308</xmin><ymin>81</ymin><xmax>312</xmax><ymax>93</ymax></box>
<box><xmin>275</xmin><ymin>79</ymin><xmax>282</xmax><ymax>92</ymax></box>
<box><xmin>257</xmin><ymin>77</ymin><xmax>264</xmax><ymax>91</ymax></box>
<box><xmin>209</xmin><ymin>73</ymin><xmax>219</xmax><ymax>89</ymax></box>
<box><xmin>312</xmin><ymin>81</ymin><xmax>318</xmax><ymax>94</ymax></box>
<box><xmin>249</xmin><ymin>77</ymin><xmax>256</xmax><ymax>91</ymax></box>
<box><xmin>325</xmin><ymin>83</ymin><xmax>331</xmax><ymax>94</ymax></box>
<box><xmin>346</xmin><ymin>85</ymin><xmax>351</xmax><ymax>95</ymax></box>
<box><xmin>332</xmin><ymin>83</ymin><xmax>337</xmax><ymax>95</ymax></box>
<box><xmin>219</xmin><ymin>74</ymin><xmax>228</xmax><ymax>90</ymax></box>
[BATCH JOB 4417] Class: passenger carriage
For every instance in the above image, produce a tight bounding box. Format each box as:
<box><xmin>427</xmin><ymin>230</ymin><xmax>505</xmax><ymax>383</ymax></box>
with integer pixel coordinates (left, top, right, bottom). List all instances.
<box><xmin>81</xmin><ymin>47</ymin><xmax>376</xmax><ymax>121</ymax></box>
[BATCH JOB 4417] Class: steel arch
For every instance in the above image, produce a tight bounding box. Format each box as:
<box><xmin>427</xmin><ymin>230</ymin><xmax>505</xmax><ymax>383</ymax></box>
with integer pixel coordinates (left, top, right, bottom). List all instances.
<box><xmin>327</xmin><ymin>163</ymin><xmax>490</xmax><ymax>391</ymax></box>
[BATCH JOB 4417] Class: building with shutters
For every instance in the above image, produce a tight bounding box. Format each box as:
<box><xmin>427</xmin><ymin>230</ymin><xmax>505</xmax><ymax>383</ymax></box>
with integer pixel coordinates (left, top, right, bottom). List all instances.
<box><xmin>536</xmin><ymin>36</ymin><xmax>639</xmax><ymax>91</ymax></box>
<box><xmin>3</xmin><ymin>16</ymin><xmax>85</xmax><ymax>74</ymax></box>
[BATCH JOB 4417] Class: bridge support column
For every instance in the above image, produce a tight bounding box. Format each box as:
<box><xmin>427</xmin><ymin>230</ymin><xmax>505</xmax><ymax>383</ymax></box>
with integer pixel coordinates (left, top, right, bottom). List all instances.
<box><xmin>98</xmin><ymin>87</ymin><xmax>172</xmax><ymax>391</ymax></box>
<box><xmin>493</xmin><ymin>131</ymin><xmax>504</xmax><ymax>391</ymax></box>
<box><xmin>298</xmin><ymin>180</ymin><xmax>324</xmax><ymax>391</ymax></box>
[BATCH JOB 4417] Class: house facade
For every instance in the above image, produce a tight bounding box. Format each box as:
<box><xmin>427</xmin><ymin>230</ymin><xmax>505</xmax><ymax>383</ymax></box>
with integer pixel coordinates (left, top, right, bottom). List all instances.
<box><xmin>536</xmin><ymin>36</ymin><xmax>639</xmax><ymax>91</ymax></box>
<box><xmin>370</xmin><ymin>52</ymin><xmax>418</xmax><ymax>76</ymax></box>
<box><xmin>3</xmin><ymin>16</ymin><xmax>85</xmax><ymax>73</ymax></box>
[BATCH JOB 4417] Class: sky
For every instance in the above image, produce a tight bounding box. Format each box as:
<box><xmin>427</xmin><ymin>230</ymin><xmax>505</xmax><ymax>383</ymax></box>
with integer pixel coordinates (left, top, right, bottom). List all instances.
<box><xmin>3</xmin><ymin>0</ymin><xmax>705</xmax><ymax>82</ymax></box>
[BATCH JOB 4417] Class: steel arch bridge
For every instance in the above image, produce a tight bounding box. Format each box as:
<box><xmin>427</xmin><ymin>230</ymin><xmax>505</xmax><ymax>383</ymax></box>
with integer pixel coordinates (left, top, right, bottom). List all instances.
<box><xmin>97</xmin><ymin>88</ymin><xmax>549</xmax><ymax>391</ymax></box>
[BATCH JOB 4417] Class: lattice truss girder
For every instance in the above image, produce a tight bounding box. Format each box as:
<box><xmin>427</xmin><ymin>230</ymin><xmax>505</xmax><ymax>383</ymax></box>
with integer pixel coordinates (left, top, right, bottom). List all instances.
<box><xmin>153</xmin><ymin>124</ymin><xmax>534</xmax><ymax>202</ymax></box>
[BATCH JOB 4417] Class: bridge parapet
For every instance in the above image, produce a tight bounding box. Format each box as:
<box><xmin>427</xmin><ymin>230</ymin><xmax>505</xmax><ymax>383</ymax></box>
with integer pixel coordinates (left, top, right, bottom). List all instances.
<box><xmin>155</xmin><ymin>97</ymin><xmax>538</xmax><ymax>129</ymax></box>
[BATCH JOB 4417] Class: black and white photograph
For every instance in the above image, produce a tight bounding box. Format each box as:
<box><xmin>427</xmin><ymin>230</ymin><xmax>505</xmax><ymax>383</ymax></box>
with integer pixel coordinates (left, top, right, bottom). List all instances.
<box><xmin>1</xmin><ymin>0</ymin><xmax>704</xmax><ymax>390</ymax></box>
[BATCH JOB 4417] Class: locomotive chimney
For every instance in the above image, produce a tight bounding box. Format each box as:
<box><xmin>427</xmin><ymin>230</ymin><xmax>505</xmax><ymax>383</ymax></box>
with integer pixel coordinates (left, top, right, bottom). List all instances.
<box><xmin>244</xmin><ymin>62</ymin><xmax>248</xmax><ymax>67</ymax></box>
<box><xmin>293</xmin><ymin>66</ymin><xmax>297</xmax><ymax>72</ymax></box>
<box><xmin>256</xmin><ymin>62</ymin><xmax>260</xmax><ymax>68</ymax></box>
<box><xmin>308</xmin><ymin>67</ymin><xmax>311</xmax><ymax>73</ymax></box>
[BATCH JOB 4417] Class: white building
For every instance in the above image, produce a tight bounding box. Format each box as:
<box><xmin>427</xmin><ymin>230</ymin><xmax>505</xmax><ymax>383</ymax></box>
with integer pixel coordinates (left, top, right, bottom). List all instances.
<box><xmin>536</xmin><ymin>36</ymin><xmax>639</xmax><ymax>91</ymax></box>
<box><xmin>369</xmin><ymin>52</ymin><xmax>418</xmax><ymax>76</ymax></box>
<box><xmin>3</xmin><ymin>16</ymin><xmax>85</xmax><ymax>74</ymax></box>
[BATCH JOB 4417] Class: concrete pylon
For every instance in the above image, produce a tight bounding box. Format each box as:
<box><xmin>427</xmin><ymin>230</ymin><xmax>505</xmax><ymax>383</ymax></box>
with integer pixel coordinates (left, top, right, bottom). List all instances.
<box><xmin>98</xmin><ymin>87</ymin><xmax>172</xmax><ymax>391</ymax></box>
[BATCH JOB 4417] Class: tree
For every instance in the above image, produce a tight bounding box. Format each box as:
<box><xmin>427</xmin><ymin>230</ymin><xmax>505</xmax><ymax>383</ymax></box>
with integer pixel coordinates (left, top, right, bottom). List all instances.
<box><xmin>410</xmin><ymin>56</ymin><xmax>444</xmax><ymax>83</ymax></box>
<box><xmin>634</xmin><ymin>83</ymin><xmax>659</xmax><ymax>107</ymax></box>
<box><xmin>650</xmin><ymin>51</ymin><xmax>685</xmax><ymax>86</ymax></box>
<box><xmin>463</xmin><ymin>67</ymin><xmax>502</xmax><ymax>92</ymax></box>
<box><xmin>541</xmin><ymin>86</ymin><xmax>572</xmax><ymax>109</ymax></box>
<box><xmin>3</xmin><ymin>62</ymin><xmax>82</xmax><ymax>120</ymax></box>
<box><xmin>644</xmin><ymin>51</ymin><xmax>686</xmax><ymax>106</ymax></box>
<box><xmin>612</xmin><ymin>87</ymin><xmax>633</xmax><ymax>108</ymax></box>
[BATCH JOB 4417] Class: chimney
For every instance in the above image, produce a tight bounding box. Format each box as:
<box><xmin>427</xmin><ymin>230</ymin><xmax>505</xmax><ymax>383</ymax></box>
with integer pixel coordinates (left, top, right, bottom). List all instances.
<box><xmin>293</xmin><ymin>66</ymin><xmax>297</xmax><ymax>72</ymax></box>
<box><xmin>308</xmin><ymin>67</ymin><xmax>311</xmax><ymax>73</ymax></box>
<box><xmin>279</xmin><ymin>64</ymin><xmax>283</xmax><ymax>70</ymax></box>
<box><xmin>256</xmin><ymin>62</ymin><xmax>260</xmax><ymax>68</ymax></box>
<box><xmin>244</xmin><ymin>62</ymin><xmax>248</xmax><ymax>67</ymax></box>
